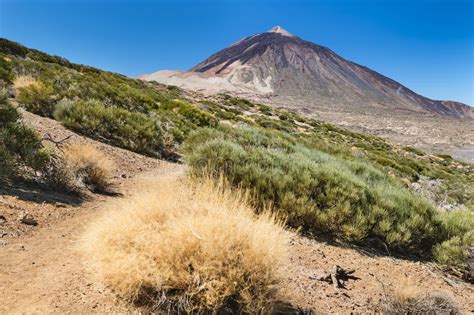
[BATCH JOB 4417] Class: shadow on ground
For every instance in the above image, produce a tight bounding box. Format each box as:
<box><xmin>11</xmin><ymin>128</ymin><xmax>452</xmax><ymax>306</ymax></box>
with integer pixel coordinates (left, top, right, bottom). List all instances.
<box><xmin>302</xmin><ymin>232</ymin><xmax>429</xmax><ymax>264</ymax></box>
<box><xmin>0</xmin><ymin>177</ymin><xmax>84</xmax><ymax>206</ymax></box>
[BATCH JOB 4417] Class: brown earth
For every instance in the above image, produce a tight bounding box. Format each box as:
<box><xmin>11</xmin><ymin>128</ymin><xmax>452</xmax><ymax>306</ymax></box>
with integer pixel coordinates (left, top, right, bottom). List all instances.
<box><xmin>1</xmin><ymin>111</ymin><xmax>473</xmax><ymax>314</ymax></box>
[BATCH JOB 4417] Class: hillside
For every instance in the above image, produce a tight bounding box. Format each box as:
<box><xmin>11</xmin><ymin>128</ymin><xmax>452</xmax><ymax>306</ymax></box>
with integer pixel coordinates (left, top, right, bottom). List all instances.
<box><xmin>1</xmin><ymin>38</ymin><xmax>472</xmax><ymax>210</ymax></box>
<box><xmin>1</xmin><ymin>38</ymin><xmax>473</xmax><ymax>313</ymax></box>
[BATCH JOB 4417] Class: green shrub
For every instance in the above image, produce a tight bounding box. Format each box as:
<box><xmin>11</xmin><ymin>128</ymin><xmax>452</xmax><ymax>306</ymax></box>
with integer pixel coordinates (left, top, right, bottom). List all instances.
<box><xmin>403</xmin><ymin>146</ymin><xmax>425</xmax><ymax>156</ymax></box>
<box><xmin>159</xmin><ymin>99</ymin><xmax>218</xmax><ymax>129</ymax></box>
<box><xmin>278</xmin><ymin>112</ymin><xmax>293</xmax><ymax>121</ymax></box>
<box><xmin>254</xmin><ymin>116</ymin><xmax>296</xmax><ymax>133</ymax></box>
<box><xmin>433</xmin><ymin>211</ymin><xmax>474</xmax><ymax>274</ymax></box>
<box><xmin>54</xmin><ymin>99</ymin><xmax>173</xmax><ymax>159</ymax></box>
<box><xmin>223</xmin><ymin>95</ymin><xmax>254</xmax><ymax>110</ymax></box>
<box><xmin>0</xmin><ymin>38</ymin><xmax>104</xmax><ymax>74</ymax></box>
<box><xmin>375</xmin><ymin>155</ymin><xmax>417</xmax><ymax>177</ymax></box>
<box><xmin>17</xmin><ymin>80</ymin><xmax>56</xmax><ymax>116</ymax></box>
<box><xmin>0</xmin><ymin>55</ymin><xmax>14</xmax><ymax>86</ymax></box>
<box><xmin>0</xmin><ymin>90</ymin><xmax>50</xmax><ymax>176</ymax></box>
<box><xmin>258</xmin><ymin>104</ymin><xmax>272</xmax><ymax>115</ymax></box>
<box><xmin>8</xmin><ymin>52</ymin><xmax>217</xmax><ymax>156</ymax></box>
<box><xmin>184</xmin><ymin>126</ymin><xmax>442</xmax><ymax>254</ymax></box>
<box><xmin>214</xmin><ymin>108</ymin><xmax>236</xmax><ymax>120</ymax></box>
<box><xmin>0</xmin><ymin>38</ymin><xmax>29</xmax><ymax>58</ymax></box>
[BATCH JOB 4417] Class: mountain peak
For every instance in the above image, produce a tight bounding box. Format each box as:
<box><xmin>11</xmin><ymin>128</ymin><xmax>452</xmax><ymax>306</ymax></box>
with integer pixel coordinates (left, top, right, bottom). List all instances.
<box><xmin>266</xmin><ymin>25</ymin><xmax>295</xmax><ymax>37</ymax></box>
<box><xmin>142</xmin><ymin>26</ymin><xmax>473</xmax><ymax>119</ymax></box>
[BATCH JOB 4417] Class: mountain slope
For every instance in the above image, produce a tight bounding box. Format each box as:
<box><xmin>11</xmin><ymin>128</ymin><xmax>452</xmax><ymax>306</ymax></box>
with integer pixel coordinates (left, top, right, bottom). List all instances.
<box><xmin>140</xmin><ymin>26</ymin><xmax>474</xmax><ymax>119</ymax></box>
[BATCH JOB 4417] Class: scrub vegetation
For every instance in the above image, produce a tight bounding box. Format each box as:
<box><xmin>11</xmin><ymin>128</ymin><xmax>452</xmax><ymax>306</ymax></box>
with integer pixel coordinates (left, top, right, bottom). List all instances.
<box><xmin>1</xmin><ymin>38</ymin><xmax>473</xmax><ymax>278</ymax></box>
<box><xmin>53</xmin><ymin>142</ymin><xmax>115</xmax><ymax>192</ymax></box>
<box><xmin>0</xmin><ymin>89</ymin><xmax>51</xmax><ymax>177</ymax></box>
<box><xmin>183</xmin><ymin>126</ymin><xmax>441</xmax><ymax>253</ymax></box>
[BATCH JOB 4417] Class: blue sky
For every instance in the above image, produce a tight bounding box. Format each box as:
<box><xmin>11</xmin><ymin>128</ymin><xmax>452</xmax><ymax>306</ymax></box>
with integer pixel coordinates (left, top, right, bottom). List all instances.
<box><xmin>1</xmin><ymin>0</ymin><xmax>473</xmax><ymax>105</ymax></box>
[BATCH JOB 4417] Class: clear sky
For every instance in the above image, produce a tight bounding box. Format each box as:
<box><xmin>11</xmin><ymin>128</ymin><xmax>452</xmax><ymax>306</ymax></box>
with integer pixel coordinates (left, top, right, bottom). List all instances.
<box><xmin>1</xmin><ymin>0</ymin><xmax>473</xmax><ymax>105</ymax></box>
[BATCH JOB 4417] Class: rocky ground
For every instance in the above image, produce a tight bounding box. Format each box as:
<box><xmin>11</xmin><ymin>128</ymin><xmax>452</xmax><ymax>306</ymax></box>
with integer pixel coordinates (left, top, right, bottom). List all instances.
<box><xmin>1</xmin><ymin>111</ymin><xmax>473</xmax><ymax>314</ymax></box>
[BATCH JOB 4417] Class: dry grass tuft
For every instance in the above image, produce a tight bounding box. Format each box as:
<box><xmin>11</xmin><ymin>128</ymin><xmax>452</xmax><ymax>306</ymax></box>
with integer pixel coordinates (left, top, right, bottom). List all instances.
<box><xmin>13</xmin><ymin>75</ymin><xmax>37</xmax><ymax>93</ymax></box>
<box><xmin>56</xmin><ymin>142</ymin><xmax>114</xmax><ymax>192</ymax></box>
<box><xmin>381</xmin><ymin>285</ymin><xmax>460</xmax><ymax>315</ymax></box>
<box><xmin>82</xmin><ymin>178</ymin><xmax>289</xmax><ymax>313</ymax></box>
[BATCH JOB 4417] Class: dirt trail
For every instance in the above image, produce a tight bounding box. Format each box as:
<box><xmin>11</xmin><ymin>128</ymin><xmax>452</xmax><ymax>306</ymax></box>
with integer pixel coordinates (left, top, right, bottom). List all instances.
<box><xmin>0</xmin><ymin>165</ymin><xmax>184</xmax><ymax>314</ymax></box>
<box><xmin>1</xmin><ymin>110</ymin><xmax>473</xmax><ymax>314</ymax></box>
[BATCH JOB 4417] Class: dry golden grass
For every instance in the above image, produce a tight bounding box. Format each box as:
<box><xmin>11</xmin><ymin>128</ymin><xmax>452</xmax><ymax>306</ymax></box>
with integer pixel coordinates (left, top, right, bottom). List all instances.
<box><xmin>82</xmin><ymin>178</ymin><xmax>289</xmax><ymax>313</ymax></box>
<box><xmin>381</xmin><ymin>285</ymin><xmax>460</xmax><ymax>315</ymax></box>
<box><xmin>13</xmin><ymin>75</ymin><xmax>37</xmax><ymax>93</ymax></box>
<box><xmin>59</xmin><ymin>142</ymin><xmax>114</xmax><ymax>192</ymax></box>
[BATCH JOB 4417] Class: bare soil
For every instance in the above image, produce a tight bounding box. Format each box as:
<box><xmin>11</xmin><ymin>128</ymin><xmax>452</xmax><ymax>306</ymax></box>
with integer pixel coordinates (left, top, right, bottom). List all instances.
<box><xmin>279</xmin><ymin>236</ymin><xmax>473</xmax><ymax>313</ymax></box>
<box><xmin>1</xmin><ymin>111</ymin><xmax>472</xmax><ymax>314</ymax></box>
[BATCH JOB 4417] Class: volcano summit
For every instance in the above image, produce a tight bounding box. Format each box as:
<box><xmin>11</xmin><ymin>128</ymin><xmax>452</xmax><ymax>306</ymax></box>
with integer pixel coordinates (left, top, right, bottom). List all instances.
<box><xmin>140</xmin><ymin>26</ymin><xmax>473</xmax><ymax>119</ymax></box>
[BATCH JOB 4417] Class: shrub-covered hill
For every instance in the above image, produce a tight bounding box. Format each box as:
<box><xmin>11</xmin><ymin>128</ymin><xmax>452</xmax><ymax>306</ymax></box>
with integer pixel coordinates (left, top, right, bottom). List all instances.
<box><xmin>1</xmin><ymin>38</ymin><xmax>473</xmax><ymax>274</ymax></box>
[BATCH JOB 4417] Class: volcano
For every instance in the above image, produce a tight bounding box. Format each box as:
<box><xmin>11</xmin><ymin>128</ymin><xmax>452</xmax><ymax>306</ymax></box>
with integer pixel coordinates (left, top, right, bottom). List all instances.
<box><xmin>140</xmin><ymin>26</ymin><xmax>473</xmax><ymax>119</ymax></box>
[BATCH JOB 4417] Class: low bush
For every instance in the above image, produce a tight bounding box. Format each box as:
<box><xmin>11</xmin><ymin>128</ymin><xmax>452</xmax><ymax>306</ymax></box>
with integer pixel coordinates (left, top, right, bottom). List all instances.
<box><xmin>183</xmin><ymin>126</ymin><xmax>442</xmax><ymax>254</ymax></box>
<box><xmin>254</xmin><ymin>115</ymin><xmax>296</xmax><ymax>132</ymax></box>
<box><xmin>16</xmin><ymin>80</ymin><xmax>57</xmax><ymax>116</ymax></box>
<box><xmin>380</xmin><ymin>286</ymin><xmax>460</xmax><ymax>314</ymax></box>
<box><xmin>433</xmin><ymin>210</ymin><xmax>474</xmax><ymax>277</ymax></box>
<box><xmin>0</xmin><ymin>55</ymin><xmax>14</xmax><ymax>86</ymax></box>
<box><xmin>222</xmin><ymin>95</ymin><xmax>254</xmax><ymax>111</ymax></box>
<box><xmin>83</xmin><ymin>178</ymin><xmax>288</xmax><ymax>313</ymax></box>
<box><xmin>0</xmin><ymin>90</ymin><xmax>50</xmax><ymax>176</ymax></box>
<box><xmin>9</xmin><ymin>54</ymin><xmax>216</xmax><ymax>159</ymax></box>
<box><xmin>403</xmin><ymin>146</ymin><xmax>425</xmax><ymax>156</ymax></box>
<box><xmin>51</xmin><ymin>142</ymin><xmax>114</xmax><ymax>192</ymax></box>
<box><xmin>159</xmin><ymin>99</ymin><xmax>218</xmax><ymax>129</ymax></box>
<box><xmin>53</xmin><ymin>99</ymin><xmax>173</xmax><ymax>159</ymax></box>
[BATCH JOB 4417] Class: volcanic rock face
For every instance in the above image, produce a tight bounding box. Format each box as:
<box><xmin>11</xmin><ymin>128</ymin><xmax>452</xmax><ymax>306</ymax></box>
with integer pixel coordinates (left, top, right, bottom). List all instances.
<box><xmin>140</xmin><ymin>26</ymin><xmax>473</xmax><ymax>119</ymax></box>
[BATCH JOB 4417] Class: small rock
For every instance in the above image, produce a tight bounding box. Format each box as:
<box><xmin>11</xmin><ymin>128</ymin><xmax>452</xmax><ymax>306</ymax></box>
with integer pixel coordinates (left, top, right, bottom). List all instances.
<box><xmin>0</xmin><ymin>214</ymin><xmax>6</xmax><ymax>225</ymax></box>
<box><xmin>19</xmin><ymin>213</ymin><xmax>38</xmax><ymax>226</ymax></box>
<box><xmin>120</xmin><ymin>173</ymin><xmax>128</xmax><ymax>179</ymax></box>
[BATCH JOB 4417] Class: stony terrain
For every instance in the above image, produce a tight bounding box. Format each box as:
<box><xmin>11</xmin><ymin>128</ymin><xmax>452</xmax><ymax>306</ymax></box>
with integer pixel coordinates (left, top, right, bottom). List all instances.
<box><xmin>1</xmin><ymin>105</ymin><xmax>472</xmax><ymax>314</ymax></box>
